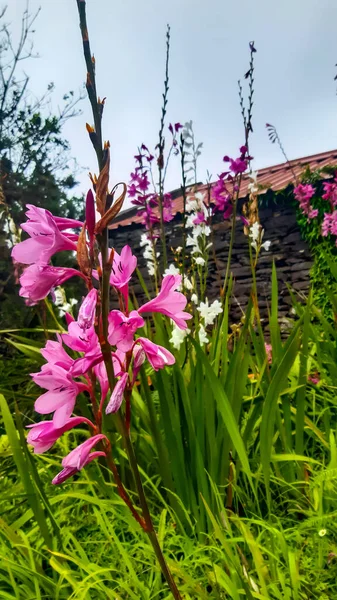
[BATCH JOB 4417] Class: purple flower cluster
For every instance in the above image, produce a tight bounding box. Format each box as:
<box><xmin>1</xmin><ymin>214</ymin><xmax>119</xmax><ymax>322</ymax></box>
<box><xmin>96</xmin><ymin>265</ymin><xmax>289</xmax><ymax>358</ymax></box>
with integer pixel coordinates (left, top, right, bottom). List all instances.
<box><xmin>294</xmin><ymin>183</ymin><xmax>318</xmax><ymax>220</ymax></box>
<box><xmin>128</xmin><ymin>146</ymin><xmax>174</xmax><ymax>230</ymax></box>
<box><xmin>212</xmin><ymin>146</ymin><xmax>250</xmax><ymax>219</ymax></box>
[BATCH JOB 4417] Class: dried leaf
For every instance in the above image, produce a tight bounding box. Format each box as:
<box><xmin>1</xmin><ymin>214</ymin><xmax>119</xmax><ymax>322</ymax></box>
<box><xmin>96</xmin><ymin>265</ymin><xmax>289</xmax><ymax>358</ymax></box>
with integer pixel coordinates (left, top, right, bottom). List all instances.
<box><xmin>77</xmin><ymin>225</ymin><xmax>90</xmax><ymax>276</ymax></box>
<box><xmin>96</xmin><ymin>147</ymin><xmax>110</xmax><ymax>215</ymax></box>
<box><xmin>95</xmin><ymin>183</ymin><xmax>126</xmax><ymax>234</ymax></box>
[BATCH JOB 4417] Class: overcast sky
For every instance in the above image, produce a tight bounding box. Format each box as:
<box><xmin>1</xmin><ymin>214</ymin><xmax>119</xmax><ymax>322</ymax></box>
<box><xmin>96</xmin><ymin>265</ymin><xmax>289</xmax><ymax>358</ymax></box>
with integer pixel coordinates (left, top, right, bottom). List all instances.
<box><xmin>8</xmin><ymin>0</ymin><xmax>337</xmax><ymax>206</ymax></box>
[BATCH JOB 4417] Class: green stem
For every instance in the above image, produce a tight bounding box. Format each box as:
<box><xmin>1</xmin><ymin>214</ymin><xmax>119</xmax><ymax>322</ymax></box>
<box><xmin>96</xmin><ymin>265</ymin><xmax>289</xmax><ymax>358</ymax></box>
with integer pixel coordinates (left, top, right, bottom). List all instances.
<box><xmin>98</xmin><ymin>229</ymin><xmax>181</xmax><ymax>599</ymax></box>
<box><xmin>222</xmin><ymin>198</ymin><xmax>238</xmax><ymax>300</ymax></box>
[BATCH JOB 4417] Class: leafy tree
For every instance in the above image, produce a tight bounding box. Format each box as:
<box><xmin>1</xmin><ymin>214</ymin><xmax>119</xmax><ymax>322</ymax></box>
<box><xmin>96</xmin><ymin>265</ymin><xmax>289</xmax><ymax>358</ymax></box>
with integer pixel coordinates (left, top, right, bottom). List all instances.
<box><xmin>0</xmin><ymin>5</ymin><xmax>84</xmax><ymax>330</ymax></box>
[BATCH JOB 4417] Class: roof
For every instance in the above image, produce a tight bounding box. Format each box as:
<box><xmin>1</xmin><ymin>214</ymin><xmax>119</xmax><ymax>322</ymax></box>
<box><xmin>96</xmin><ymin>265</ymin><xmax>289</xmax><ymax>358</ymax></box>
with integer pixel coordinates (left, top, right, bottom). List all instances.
<box><xmin>109</xmin><ymin>148</ymin><xmax>337</xmax><ymax>229</ymax></box>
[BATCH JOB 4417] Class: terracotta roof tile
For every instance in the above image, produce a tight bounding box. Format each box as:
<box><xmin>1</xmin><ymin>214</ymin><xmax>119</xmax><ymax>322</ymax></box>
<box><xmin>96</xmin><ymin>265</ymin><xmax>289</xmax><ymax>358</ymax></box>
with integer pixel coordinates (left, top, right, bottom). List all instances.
<box><xmin>109</xmin><ymin>149</ymin><xmax>337</xmax><ymax>229</ymax></box>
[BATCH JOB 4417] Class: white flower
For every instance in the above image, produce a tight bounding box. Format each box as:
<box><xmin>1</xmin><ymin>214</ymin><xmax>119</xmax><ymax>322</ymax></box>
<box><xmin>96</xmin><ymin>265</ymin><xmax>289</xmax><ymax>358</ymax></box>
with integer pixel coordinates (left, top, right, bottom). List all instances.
<box><xmin>140</xmin><ymin>234</ymin><xmax>159</xmax><ymax>277</ymax></box>
<box><xmin>185</xmin><ymin>214</ymin><xmax>195</xmax><ymax>229</ymax></box>
<box><xmin>261</xmin><ymin>240</ymin><xmax>271</xmax><ymax>251</ymax></box>
<box><xmin>195</xmin><ymin>191</ymin><xmax>206</xmax><ymax>203</ymax></box>
<box><xmin>53</xmin><ymin>287</ymin><xmax>78</xmax><ymax>317</ymax></box>
<box><xmin>140</xmin><ymin>233</ymin><xmax>148</xmax><ymax>247</ymax></box>
<box><xmin>318</xmin><ymin>529</ymin><xmax>327</xmax><ymax>537</ymax></box>
<box><xmin>186</xmin><ymin>234</ymin><xmax>196</xmax><ymax>247</ymax></box>
<box><xmin>175</xmin><ymin>246</ymin><xmax>182</xmax><ymax>253</ymax></box>
<box><xmin>186</xmin><ymin>197</ymin><xmax>198</xmax><ymax>212</ymax></box>
<box><xmin>164</xmin><ymin>264</ymin><xmax>180</xmax><ymax>277</ymax></box>
<box><xmin>191</xmin><ymin>293</ymin><xmax>198</xmax><ymax>304</ymax></box>
<box><xmin>183</xmin><ymin>277</ymin><xmax>193</xmax><ymax>291</ymax></box>
<box><xmin>170</xmin><ymin>324</ymin><xmax>190</xmax><ymax>350</ymax></box>
<box><xmin>249</xmin><ymin>221</ymin><xmax>260</xmax><ymax>243</ymax></box>
<box><xmin>199</xmin><ymin>324</ymin><xmax>209</xmax><ymax>345</ymax></box>
<box><xmin>195</xmin><ymin>257</ymin><xmax>205</xmax><ymax>266</ymax></box>
<box><xmin>248</xmin><ymin>171</ymin><xmax>258</xmax><ymax>194</ymax></box>
<box><xmin>210</xmin><ymin>299</ymin><xmax>222</xmax><ymax>315</ymax></box>
<box><xmin>197</xmin><ymin>298</ymin><xmax>223</xmax><ymax>326</ymax></box>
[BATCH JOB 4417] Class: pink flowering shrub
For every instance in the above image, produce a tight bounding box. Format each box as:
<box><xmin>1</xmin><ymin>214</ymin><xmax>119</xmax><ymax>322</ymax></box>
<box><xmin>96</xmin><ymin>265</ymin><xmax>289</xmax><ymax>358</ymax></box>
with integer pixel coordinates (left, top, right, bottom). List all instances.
<box><xmin>294</xmin><ymin>173</ymin><xmax>337</xmax><ymax>245</ymax></box>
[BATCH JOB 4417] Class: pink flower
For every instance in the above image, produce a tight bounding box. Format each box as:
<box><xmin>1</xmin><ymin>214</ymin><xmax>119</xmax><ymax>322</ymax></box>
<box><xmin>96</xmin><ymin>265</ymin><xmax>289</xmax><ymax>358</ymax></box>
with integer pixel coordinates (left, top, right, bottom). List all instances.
<box><xmin>132</xmin><ymin>345</ymin><xmax>146</xmax><ymax>382</ymax></box>
<box><xmin>27</xmin><ymin>416</ymin><xmax>90</xmax><ymax>454</ymax></box>
<box><xmin>93</xmin><ymin>361</ymin><xmax>110</xmax><ymax>402</ymax></box>
<box><xmin>229</xmin><ymin>157</ymin><xmax>247</xmax><ymax>175</ymax></box>
<box><xmin>52</xmin><ymin>434</ymin><xmax>107</xmax><ymax>485</ymax></box>
<box><xmin>330</xmin><ymin>211</ymin><xmax>337</xmax><ymax>236</ymax></box>
<box><xmin>128</xmin><ymin>183</ymin><xmax>138</xmax><ymax>198</ymax></box>
<box><xmin>108</xmin><ymin>310</ymin><xmax>145</xmax><ymax>352</ymax></box>
<box><xmin>136</xmin><ymin>338</ymin><xmax>175</xmax><ymax>371</ymax></box>
<box><xmin>106</xmin><ymin>373</ymin><xmax>129</xmax><ymax>414</ymax></box>
<box><xmin>322</xmin><ymin>178</ymin><xmax>337</xmax><ymax>208</ymax></box>
<box><xmin>63</xmin><ymin>323</ymin><xmax>101</xmax><ymax>376</ymax></box>
<box><xmin>78</xmin><ymin>289</ymin><xmax>98</xmax><ymax>331</ymax></box>
<box><xmin>322</xmin><ymin>213</ymin><xmax>333</xmax><ymax>236</ymax></box>
<box><xmin>109</xmin><ymin>246</ymin><xmax>137</xmax><ymax>308</ymax></box>
<box><xmin>294</xmin><ymin>183</ymin><xmax>317</xmax><ymax>219</ymax></box>
<box><xmin>193</xmin><ymin>211</ymin><xmax>206</xmax><ymax>225</ymax></box>
<box><xmin>139</xmin><ymin>274</ymin><xmax>191</xmax><ymax>329</ymax></box>
<box><xmin>41</xmin><ymin>338</ymin><xmax>74</xmax><ymax>371</ymax></box>
<box><xmin>11</xmin><ymin>204</ymin><xmax>81</xmax><ymax>266</ymax></box>
<box><xmin>32</xmin><ymin>363</ymin><xmax>88</xmax><ymax>428</ymax></box>
<box><xmin>19</xmin><ymin>264</ymin><xmax>83</xmax><ymax>305</ymax></box>
<box><xmin>137</xmin><ymin>173</ymin><xmax>150</xmax><ymax>192</ymax></box>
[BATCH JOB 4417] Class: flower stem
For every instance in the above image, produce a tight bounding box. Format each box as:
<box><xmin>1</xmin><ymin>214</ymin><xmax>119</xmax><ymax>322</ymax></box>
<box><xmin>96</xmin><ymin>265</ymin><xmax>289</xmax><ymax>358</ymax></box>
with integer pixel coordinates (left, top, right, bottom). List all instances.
<box><xmin>222</xmin><ymin>197</ymin><xmax>238</xmax><ymax>300</ymax></box>
<box><xmin>99</xmin><ymin>230</ymin><xmax>181</xmax><ymax>599</ymax></box>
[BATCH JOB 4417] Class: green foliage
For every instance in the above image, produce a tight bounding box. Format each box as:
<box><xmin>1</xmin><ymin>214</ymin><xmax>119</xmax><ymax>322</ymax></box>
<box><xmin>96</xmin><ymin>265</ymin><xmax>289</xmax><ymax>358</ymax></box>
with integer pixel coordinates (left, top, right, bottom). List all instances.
<box><xmin>2</xmin><ymin>264</ymin><xmax>337</xmax><ymax>598</ymax></box>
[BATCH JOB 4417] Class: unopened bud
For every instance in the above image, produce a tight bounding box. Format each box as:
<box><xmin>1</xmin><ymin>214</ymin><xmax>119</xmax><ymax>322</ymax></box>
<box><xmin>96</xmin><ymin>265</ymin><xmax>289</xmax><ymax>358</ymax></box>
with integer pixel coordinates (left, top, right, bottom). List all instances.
<box><xmin>85</xmin><ymin>190</ymin><xmax>96</xmax><ymax>240</ymax></box>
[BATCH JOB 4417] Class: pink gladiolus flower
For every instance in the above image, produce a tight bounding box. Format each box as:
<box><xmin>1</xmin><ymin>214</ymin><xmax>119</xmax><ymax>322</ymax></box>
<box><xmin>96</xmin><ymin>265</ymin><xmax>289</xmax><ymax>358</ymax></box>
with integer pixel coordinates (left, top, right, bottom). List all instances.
<box><xmin>27</xmin><ymin>416</ymin><xmax>91</xmax><ymax>454</ymax></box>
<box><xmin>193</xmin><ymin>211</ymin><xmax>206</xmax><ymax>225</ymax></box>
<box><xmin>11</xmin><ymin>204</ymin><xmax>82</xmax><ymax>265</ymax></box>
<box><xmin>128</xmin><ymin>183</ymin><xmax>138</xmax><ymax>198</ymax></box>
<box><xmin>19</xmin><ymin>264</ymin><xmax>83</xmax><ymax>305</ymax></box>
<box><xmin>78</xmin><ymin>289</ymin><xmax>98</xmax><ymax>331</ymax></box>
<box><xmin>229</xmin><ymin>157</ymin><xmax>247</xmax><ymax>175</ymax></box>
<box><xmin>137</xmin><ymin>173</ymin><xmax>150</xmax><ymax>192</ymax></box>
<box><xmin>106</xmin><ymin>372</ymin><xmax>129</xmax><ymax>414</ymax></box>
<box><xmin>107</xmin><ymin>245</ymin><xmax>137</xmax><ymax>309</ymax></box>
<box><xmin>41</xmin><ymin>338</ymin><xmax>74</xmax><ymax>371</ymax></box>
<box><xmin>110</xmin><ymin>246</ymin><xmax>137</xmax><ymax>289</ymax></box>
<box><xmin>108</xmin><ymin>310</ymin><xmax>145</xmax><ymax>352</ymax></box>
<box><xmin>93</xmin><ymin>361</ymin><xmax>110</xmax><ymax>402</ymax></box>
<box><xmin>32</xmin><ymin>363</ymin><xmax>88</xmax><ymax>428</ymax></box>
<box><xmin>52</xmin><ymin>434</ymin><xmax>107</xmax><ymax>485</ymax></box>
<box><xmin>132</xmin><ymin>345</ymin><xmax>146</xmax><ymax>382</ymax></box>
<box><xmin>136</xmin><ymin>338</ymin><xmax>175</xmax><ymax>370</ymax></box>
<box><xmin>63</xmin><ymin>323</ymin><xmax>101</xmax><ymax>376</ymax></box>
<box><xmin>139</xmin><ymin>274</ymin><xmax>192</xmax><ymax>329</ymax></box>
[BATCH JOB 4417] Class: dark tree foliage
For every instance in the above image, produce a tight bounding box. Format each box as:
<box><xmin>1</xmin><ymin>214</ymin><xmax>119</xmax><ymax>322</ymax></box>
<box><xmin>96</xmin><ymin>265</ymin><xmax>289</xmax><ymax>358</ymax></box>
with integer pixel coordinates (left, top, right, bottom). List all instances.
<box><xmin>0</xmin><ymin>5</ymin><xmax>84</xmax><ymax>331</ymax></box>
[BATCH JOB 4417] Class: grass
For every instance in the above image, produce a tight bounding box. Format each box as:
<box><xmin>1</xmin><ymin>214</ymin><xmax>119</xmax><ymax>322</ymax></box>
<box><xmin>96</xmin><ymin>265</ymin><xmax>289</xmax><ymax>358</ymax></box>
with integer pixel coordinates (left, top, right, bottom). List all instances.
<box><xmin>1</xmin><ymin>266</ymin><xmax>337</xmax><ymax>599</ymax></box>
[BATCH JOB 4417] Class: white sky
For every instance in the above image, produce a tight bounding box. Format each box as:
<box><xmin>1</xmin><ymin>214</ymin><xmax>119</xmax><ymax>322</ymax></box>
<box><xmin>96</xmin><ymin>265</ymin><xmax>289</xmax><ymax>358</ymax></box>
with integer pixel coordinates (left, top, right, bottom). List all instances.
<box><xmin>8</xmin><ymin>0</ymin><xmax>337</xmax><ymax>207</ymax></box>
